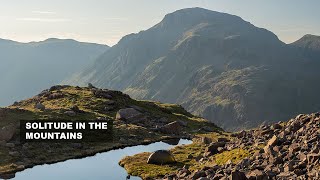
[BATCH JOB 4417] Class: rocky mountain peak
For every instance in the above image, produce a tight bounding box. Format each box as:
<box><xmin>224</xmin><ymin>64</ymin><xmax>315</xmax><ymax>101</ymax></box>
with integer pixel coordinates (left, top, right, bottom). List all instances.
<box><xmin>292</xmin><ymin>34</ymin><xmax>320</xmax><ymax>51</ymax></box>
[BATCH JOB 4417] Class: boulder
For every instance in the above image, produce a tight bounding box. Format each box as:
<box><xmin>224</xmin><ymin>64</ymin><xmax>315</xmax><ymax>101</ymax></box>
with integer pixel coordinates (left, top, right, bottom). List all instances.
<box><xmin>190</xmin><ymin>170</ymin><xmax>206</xmax><ymax>179</ymax></box>
<box><xmin>266</xmin><ymin>135</ymin><xmax>278</xmax><ymax>147</ymax></box>
<box><xmin>34</xmin><ymin>103</ymin><xmax>45</xmax><ymax>111</ymax></box>
<box><xmin>0</xmin><ymin>124</ymin><xmax>16</xmax><ymax>142</ymax></box>
<box><xmin>201</xmin><ymin>136</ymin><xmax>212</xmax><ymax>145</ymax></box>
<box><xmin>231</xmin><ymin>170</ymin><xmax>248</xmax><ymax>180</ymax></box>
<box><xmin>177</xmin><ymin>168</ymin><xmax>191</xmax><ymax>178</ymax></box>
<box><xmin>159</xmin><ymin>121</ymin><xmax>182</xmax><ymax>134</ymax></box>
<box><xmin>47</xmin><ymin>92</ymin><xmax>64</xmax><ymax>100</ymax></box>
<box><xmin>147</xmin><ymin>150</ymin><xmax>176</xmax><ymax>164</ymax></box>
<box><xmin>70</xmin><ymin>105</ymin><xmax>83</xmax><ymax>113</ymax></box>
<box><xmin>93</xmin><ymin>89</ymin><xmax>112</xmax><ymax>99</ymax></box>
<box><xmin>49</xmin><ymin>85</ymin><xmax>69</xmax><ymax>91</ymax></box>
<box><xmin>205</xmin><ymin>142</ymin><xmax>226</xmax><ymax>154</ymax></box>
<box><xmin>116</xmin><ymin>108</ymin><xmax>142</xmax><ymax>121</ymax></box>
<box><xmin>288</xmin><ymin>143</ymin><xmax>300</xmax><ymax>154</ymax></box>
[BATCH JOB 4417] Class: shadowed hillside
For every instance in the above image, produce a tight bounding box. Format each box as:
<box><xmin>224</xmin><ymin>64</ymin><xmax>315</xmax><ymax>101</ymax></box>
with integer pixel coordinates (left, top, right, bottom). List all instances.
<box><xmin>66</xmin><ymin>8</ymin><xmax>320</xmax><ymax>131</ymax></box>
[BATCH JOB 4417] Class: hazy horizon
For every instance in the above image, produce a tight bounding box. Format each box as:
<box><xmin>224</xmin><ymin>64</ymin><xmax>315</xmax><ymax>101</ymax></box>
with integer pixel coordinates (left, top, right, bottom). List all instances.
<box><xmin>1</xmin><ymin>0</ymin><xmax>319</xmax><ymax>46</ymax></box>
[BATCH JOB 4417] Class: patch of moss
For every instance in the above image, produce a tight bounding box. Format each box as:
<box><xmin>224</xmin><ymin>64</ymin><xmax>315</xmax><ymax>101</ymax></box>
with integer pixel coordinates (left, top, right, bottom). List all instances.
<box><xmin>211</xmin><ymin>148</ymin><xmax>256</xmax><ymax>165</ymax></box>
<box><xmin>119</xmin><ymin>142</ymin><xmax>206</xmax><ymax>179</ymax></box>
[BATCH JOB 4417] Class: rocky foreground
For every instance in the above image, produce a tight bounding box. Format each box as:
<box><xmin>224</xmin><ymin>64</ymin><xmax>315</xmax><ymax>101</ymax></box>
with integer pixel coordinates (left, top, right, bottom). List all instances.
<box><xmin>121</xmin><ymin>113</ymin><xmax>320</xmax><ymax>179</ymax></box>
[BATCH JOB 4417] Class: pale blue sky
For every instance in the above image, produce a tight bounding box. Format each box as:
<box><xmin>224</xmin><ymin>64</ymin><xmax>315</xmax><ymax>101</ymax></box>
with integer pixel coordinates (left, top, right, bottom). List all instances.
<box><xmin>0</xmin><ymin>0</ymin><xmax>319</xmax><ymax>45</ymax></box>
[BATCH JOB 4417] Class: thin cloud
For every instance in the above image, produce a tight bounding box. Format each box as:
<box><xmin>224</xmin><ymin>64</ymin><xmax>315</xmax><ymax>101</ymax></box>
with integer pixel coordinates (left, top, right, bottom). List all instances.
<box><xmin>16</xmin><ymin>18</ymin><xmax>71</xmax><ymax>22</ymax></box>
<box><xmin>279</xmin><ymin>27</ymin><xmax>314</xmax><ymax>32</ymax></box>
<box><xmin>104</xmin><ymin>17</ymin><xmax>129</xmax><ymax>21</ymax></box>
<box><xmin>32</xmin><ymin>11</ymin><xmax>57</xmax><ymax>15</ymax></box>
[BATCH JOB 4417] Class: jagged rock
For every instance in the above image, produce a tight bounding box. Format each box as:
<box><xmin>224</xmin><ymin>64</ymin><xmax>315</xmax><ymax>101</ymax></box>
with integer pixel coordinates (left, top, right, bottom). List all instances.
<box><xmin>159</xmin><ymin>121</ymin><xmax>182</xmax><ymax>134</ymax></box>
<box><xmin>205</xmin><ymin>142</ymin><xmax>226</xmax><ymax>154</ymax></box>
<box><xmin>92</xmin><ymin>89</ymin><xmax>112</xmax><ymax>99</ymax></box>
<box><xmin>237</xmin><ymin>158</ymin><xmax>251</xmax><ymax>169</ymax></box>
<box><xmin>277</xmin><ymin>172</ymin><xmax>295</xmax><ymax>179</ymax></box>
<box><xmin>246</xmin><ymin>169</ymin><xmax>268</xmax><ymax>180</ymax></box>
<box><xmin>147</xmin><ymin>150</ymin><xmax>176</xmax><ymax>164</ymax></box>
<box><xmin>116</xmin><ymin>108</ymin><xmax>142</xmax><ymax>121</ymax></box>
<box><xmin>49</xmin><ymin>85</ymin><xmax>70</xmax><ymax>91</ymax></box>
<box><xmin>0</xmin><ymin>124</ymin><xmax>16</xmax><ymax>142</ymax></box>
<box><xmin>266</xmin><ymin>135</ymin><xmax>278</xmax><ymax>147</ymax></box>
<box><xmin>283</xmin><ymin>161</ymin><xmax>294</xmax><ymax>172</ymax></box>
<box><xmin>213</xmin><ymin>174</ymin><xmax>225</xmax><ymax>180</ymax></box>
<box><xmin>70</xmin><ymin>105</ymin><xmax>84</xmax><ymax>113</ymax></box>
<box><xmin>34</xmin><ymin>102</ymin><xmax>45</xmax><ymax>111</ymax></box>
<box><xmin>231</xmin><ymin>170</ymin><xmax>247</xmax><ymax>180</ymax></box>
<box><xmin>307</xmin><ymin>153</ymin><xmax>320</xmax><ymax>164</ymax></box>
<box><xmin>177</xmin><ymin>168</ymin><xmax>191</xmax><ymax>178</ymax></box>
<box><xmin>47</xmin><ymin>92</ymin><xmax>64</xmax><ymax>100</ymax></box>
<box><xmin>190</xmin><ymin>170</ymin><xmax>206</xmax><ymax>179</ymax></box>
<box><xmin>201</xmin><ymin>136</ymin><xmax>212</xmax><ymax>144</ymax></box>
<box><xmin>288</xmin><ymin>143</ymin><xmax>300</xmax><ymax>154</ymax></box>
<box><xmin>271</xmin><ymin>123</ymin><xmax>282</xmax><ymax>130</ymax></box>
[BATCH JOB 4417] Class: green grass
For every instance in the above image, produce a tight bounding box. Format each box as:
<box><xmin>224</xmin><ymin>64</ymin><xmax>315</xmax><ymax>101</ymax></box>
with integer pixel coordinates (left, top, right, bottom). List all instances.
<box><xmin>211</xmin><ymin>148</ymin><xmax>252</xmax><ymax>165</ymax></box>
<box><xmin>119</xmin><ymin>142</ymin><xmax>206</xmax><ymax>179</ymax></box>
<box><xmin>0</xmin><ymin>86</ymin><xmax>221</xmax><ymax>175</ymax></box>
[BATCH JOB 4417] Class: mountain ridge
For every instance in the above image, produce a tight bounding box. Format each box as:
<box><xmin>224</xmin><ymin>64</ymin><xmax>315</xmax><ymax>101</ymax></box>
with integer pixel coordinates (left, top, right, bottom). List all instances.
<box><xmin>66</xmin><ymin>7</ymin><xmax>320</xmax><ymax>131</ymax></box>
<box><xmin>0</xmin><ymin>38</ymin><xmax>108</xmax><ymax>106</ymax></box>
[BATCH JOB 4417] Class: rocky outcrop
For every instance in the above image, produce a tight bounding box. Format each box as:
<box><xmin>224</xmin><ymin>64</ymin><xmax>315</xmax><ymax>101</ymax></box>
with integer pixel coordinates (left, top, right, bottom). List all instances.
<box><xmin>34</xmin><ymin>103</ymin><xmax>45</xmax><ymax>111</ymax></box>
<box><xmin>115</xmin><ymin>108</ymin><xmax>142</xmax><ymax>121</ymax></box>
<box><xmin>0</xmin><ymin>124</ymin><xmax>16</xmax><ymax>142</ymax></box>
<box><xmin>92</xmin><ymin>89</ymin><xmax>113</xmax><ymax>99</ymax></box>
<box><xmin>168</xmin><ymin>112</ymin><xmax>320</xmax><ymax>179</ymax></box>
<box><xmin>147</xmin><ymin>150</ymin><xmax>176</xmax><ymax>165</ymax></box>
<box><xmin>159</xmin><ymin>121</ymin><xmax>182</xmax><ymax>135</ymax></box>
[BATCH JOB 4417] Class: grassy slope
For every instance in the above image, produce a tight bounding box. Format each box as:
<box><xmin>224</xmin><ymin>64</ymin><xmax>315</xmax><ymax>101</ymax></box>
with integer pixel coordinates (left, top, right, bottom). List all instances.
<box><xmin>119</xmin><ymin>132</ymin><xmax>259</xmax><ymax>179</ymax></box>
<box><xmin>0</xmin><ymin>86</ymin><xmax>220</xmax><ymax>175</ymax></box>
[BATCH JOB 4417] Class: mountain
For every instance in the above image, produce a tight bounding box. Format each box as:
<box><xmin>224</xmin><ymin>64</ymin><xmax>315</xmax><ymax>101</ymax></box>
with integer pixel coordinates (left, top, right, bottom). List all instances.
<box><xmin>291</xmin><ymin>34</ymin><xmax>320</xmax><ymax>59</ymax></box>
<box><xmin>0</xmin><ymin>38</ymin><xmax>108</xmax><ymax>106</ymax></box>
<box><xmin>67</xmin><ymin>7</ymin><xmax>320</xmax><ymax>130</ymax></box>
<box><xmin>0</xmin><ymin>85</ymin><xmax>218</xmax><ymax>178</ymax></box>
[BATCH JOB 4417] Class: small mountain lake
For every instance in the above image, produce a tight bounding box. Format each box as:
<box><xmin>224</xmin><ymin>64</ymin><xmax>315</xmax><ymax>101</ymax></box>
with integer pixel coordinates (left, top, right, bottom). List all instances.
<box><xmin>12</xmin><ymin>139</ymin><xmax>192</xmax><ymax>180</ymax></box>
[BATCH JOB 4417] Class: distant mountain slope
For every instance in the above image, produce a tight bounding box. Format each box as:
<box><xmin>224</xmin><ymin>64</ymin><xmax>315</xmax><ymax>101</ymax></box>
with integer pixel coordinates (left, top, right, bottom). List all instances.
<box><xmin>67</xmin><ymin>8</ymin><xmax>320</xmax><ymax>130</ymax></box>
<box><xmin>291</xmin><ymin>34</ymin><xmax>320</xmax><ymax>59</ymax></box>
<box><xmin>0</xmin><ymin>38</ymin><xmax>108</xmax><ymax>106</ymax></box>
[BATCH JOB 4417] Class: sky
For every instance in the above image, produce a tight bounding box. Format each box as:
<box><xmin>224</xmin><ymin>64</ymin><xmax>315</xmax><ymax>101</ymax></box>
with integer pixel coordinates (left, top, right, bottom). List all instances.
<box><xmin>0</xmin><ymin>0</ymin><xmax>319</xmax><ymax>46</ymax></box>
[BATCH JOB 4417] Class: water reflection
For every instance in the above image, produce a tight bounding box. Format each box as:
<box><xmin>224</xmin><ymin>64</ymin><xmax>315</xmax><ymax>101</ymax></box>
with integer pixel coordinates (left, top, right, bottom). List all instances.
<box><xmin>11</xmin><ymin>139</ymin><xmax>192</xmax><ymax>180</ymax></box>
